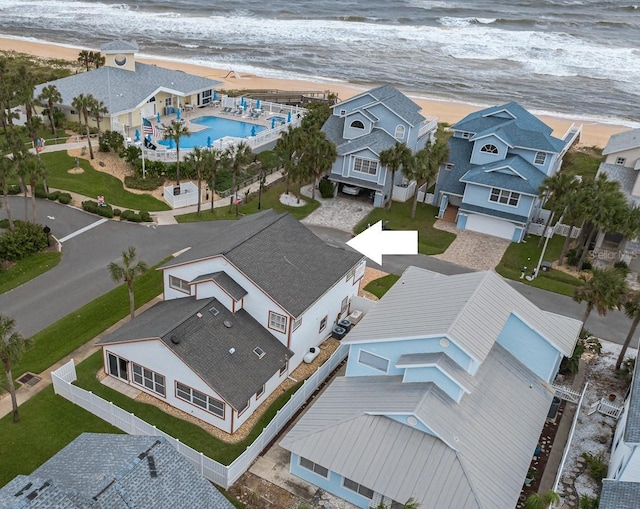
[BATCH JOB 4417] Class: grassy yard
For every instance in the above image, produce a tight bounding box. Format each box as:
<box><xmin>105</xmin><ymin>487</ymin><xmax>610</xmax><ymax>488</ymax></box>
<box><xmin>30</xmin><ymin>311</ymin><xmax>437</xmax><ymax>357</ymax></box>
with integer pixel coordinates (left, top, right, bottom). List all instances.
<box><xmin>75</xmin><ymin>350</ymin><xmax>302</xmax><ymax>465</ymax></box>
<box><xmin>495</xmin><ymin>234</ymin><xmax>582</xmax><ymax>297</ymax></box>
<box><xmin>0</xmin><ymin>251</ymin><xmax>61</xmax><ymax>295</ymax></box>
<box><xmin>364</xmin><ymin>274</ymin><xmax>400</xmax><ymax>299</ymax></box>
<box><xmin>176</xmin><ymin>181</ymin><xmax>320</xmax><ymax>222</ymax></box>
<box><xmin>561</xmin><ymin>148</ymin><xmax>602</xmax><ymax>180</ymax></box>
<box><xmin>40</xmin><ymin>152</ymin><xmax>171</xmax><ymax>211</ymax></box>
<box><xmin>354</xmin><ymin>201</ymin><xmax>456</xmax><ymax>255</ymax></box>
<box><xmin>12</xmin><ymin>261</ymin><xmax>165</xmax><ymax>379</ymax></box>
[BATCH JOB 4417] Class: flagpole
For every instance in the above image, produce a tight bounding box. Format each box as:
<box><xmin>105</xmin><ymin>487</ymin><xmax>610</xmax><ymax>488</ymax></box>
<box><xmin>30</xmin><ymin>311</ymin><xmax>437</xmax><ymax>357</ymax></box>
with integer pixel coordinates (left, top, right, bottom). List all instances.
<box><xmin>140</xmin><ymin>111</ymin><xmax>146</xmax><ymax>180</ymax></box>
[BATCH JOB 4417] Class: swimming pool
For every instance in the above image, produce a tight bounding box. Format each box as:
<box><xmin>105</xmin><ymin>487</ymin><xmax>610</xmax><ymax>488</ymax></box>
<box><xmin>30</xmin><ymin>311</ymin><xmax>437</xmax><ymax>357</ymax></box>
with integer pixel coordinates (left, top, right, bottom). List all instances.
<box><xmin>157</xmin><ymin>116</ymin><xmax>266</xmax><ymax>149</ymax></box>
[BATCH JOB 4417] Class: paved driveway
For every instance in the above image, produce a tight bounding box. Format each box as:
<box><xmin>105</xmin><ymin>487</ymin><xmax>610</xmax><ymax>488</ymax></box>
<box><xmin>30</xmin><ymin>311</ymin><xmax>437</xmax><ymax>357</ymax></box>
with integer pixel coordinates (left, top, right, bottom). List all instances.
<box><xmin>299</xmin><ymin>185</ymin><xmax>372</xmax><ymax>233</ymax></box>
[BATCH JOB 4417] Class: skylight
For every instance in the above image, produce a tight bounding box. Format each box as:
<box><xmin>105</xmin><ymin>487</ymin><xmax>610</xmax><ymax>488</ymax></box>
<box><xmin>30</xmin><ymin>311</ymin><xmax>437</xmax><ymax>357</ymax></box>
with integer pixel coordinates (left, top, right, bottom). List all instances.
<box><xmin>254</xmin><ymin>347</ymin><xmax>265</xmax><ymax>359</ymax></box>
<box><xmin>209</xmin><ymin>306</ymin><xmax>220</xmax><ymax>317</ymax></box>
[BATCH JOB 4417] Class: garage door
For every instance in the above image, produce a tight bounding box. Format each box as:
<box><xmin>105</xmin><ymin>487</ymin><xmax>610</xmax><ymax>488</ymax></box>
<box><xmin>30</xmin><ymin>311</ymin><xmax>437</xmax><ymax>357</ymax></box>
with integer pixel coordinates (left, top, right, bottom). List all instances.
<box><xmin>465</xmin><ymin>214</ymin><xmax>516</xmax><ymax>240</ymax></box>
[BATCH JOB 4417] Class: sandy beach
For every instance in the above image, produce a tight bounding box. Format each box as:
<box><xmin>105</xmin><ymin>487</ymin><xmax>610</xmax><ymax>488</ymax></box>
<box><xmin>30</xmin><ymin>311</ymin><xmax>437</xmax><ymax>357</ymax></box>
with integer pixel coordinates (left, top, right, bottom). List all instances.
<box><xmin>0</xmin><ymin>37</ymin><xmax>629</xmax><ymax>148</ymax></box>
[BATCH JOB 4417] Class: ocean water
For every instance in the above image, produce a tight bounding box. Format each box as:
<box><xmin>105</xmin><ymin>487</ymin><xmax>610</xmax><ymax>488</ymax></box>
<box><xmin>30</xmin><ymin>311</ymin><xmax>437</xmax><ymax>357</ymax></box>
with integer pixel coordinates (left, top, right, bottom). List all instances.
<box><xmin>1</xmin><ymin>0</ymin><xmax>639</xmax><ymax>125</ymax></box>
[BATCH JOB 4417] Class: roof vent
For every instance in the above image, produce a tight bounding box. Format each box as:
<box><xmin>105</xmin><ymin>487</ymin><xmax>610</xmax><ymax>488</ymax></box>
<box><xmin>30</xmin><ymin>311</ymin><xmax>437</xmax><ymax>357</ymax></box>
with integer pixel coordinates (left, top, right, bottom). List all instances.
<box><xmin>229</xmin><ymin>347</ymin><xmax>236</xmax><ymax>355</ymax></box>
<box><xmin>147</xmin><ymin>455</ymin><xmax>158</xmax><ymax>478</ymax></box>
<box><xmin>254</xmin><ymin>347</ymin><xmax>265</xmax><ymax>359</ymax></box>
<box><xmin>209</xmin><ymin>306</ymin><xmax>220</xmax><ymax>317</ymax></box>
<box><xmin>170</xmin><ymin>335</ymin><xmax>181</xmax><ymax>345</ymax></box>
<box><xmin>196</xmin><ymin>312</ymin><xmax>203</xmax><ymax>318</ymax></box>
<box><xmin>223</xmin><ymin>320</ymin><xmax>232</xmax><ymax>328</ymax></box>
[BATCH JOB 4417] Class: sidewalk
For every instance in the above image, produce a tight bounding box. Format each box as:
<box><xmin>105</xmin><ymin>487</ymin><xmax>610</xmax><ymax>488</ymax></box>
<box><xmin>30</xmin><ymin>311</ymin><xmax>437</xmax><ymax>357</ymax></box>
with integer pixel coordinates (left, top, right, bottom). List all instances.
<box><xmin>0</xmin><ymin>296</ymin><xmax>163</xmax><ymax>420</ymax></box>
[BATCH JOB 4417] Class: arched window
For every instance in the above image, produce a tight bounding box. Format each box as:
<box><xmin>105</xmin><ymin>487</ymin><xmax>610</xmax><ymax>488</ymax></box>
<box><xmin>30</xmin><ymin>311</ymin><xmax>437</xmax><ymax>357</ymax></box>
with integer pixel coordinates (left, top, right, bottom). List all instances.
<box><xmin>480</xmin><ymin>144</ymin><xmax>498</xmax><ymax>154</ymax></box>
<box><xmin>350</xmin><ymin>120</ymin><xmax>365</xmax><ymax>129</ymax></box>
<box><xmin>394</xmin><ymin>125</ymin><xmax>406</xmax><ymax>139</ymax></box>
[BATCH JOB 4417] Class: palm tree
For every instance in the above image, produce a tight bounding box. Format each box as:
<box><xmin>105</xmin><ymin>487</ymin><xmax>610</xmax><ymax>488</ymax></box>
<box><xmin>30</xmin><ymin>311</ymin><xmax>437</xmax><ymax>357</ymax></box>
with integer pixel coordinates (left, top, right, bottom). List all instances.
<box><xmin>537</xmin><ymin>172</ymin><xmax>578</xmax><ymax>247</ymax></box>
<box><xmin>524</xmin><ymin>490</ymin><xmax>560</xmax><ymax>509</ymax></box>
<box><xmin>299</xmin><ymin>130</ymin><xmax>336</xmax><ymax>200</ymax></box>
<box><xmin>379</xmin><ymin>141</ymin><xmax>412</xmax><ymax>211</ymax></box>
<box><xmin>203</xmin><ymin>148</ymin><xmax>225</xmax><ymax>212</ymax></box>
<box><xmin>617</xmin><ymin>288</ymin><xmax>640</xmax><ymax>370</ymax></box>
<box><xmin>184</xmin><ymin>147</ymin><xmax>207</xmax><ymax>216</ymax></box>
<box><xmin>24</xmin><ymin>154</ymin><xmax>46</xmax><ymax>222</ymax></box>
<box><xmin>0</xmin><ymin>314</ymin><xmax>33</xmax><ymax>423</ymax></box>
<box><xmin>573</xmin><ymin>266</ymin><xmax>628</xmax><ymax>326</ymax></box>
<box><xmin>89</xmin><ymin>98</ymin><xmax>108</xmax><ymax>136</ymax></box>
<box><xmin>72</xmin><ymin>93</ymin><xmax>96</xmax><ymax>160</ymax></box>
<box><xmin>15</xmin><ymin>66</ymin><xmax>39</xmax><ymax>149</ymax></box>
<box><xmin>91</xmin><ymin>51</ymin><xmax>105</xmax><ymax>69</ymax></box>
<box><xmin>38</xmin><ymin>85</ymin><xmax>62</xmax><ymax>136</ymax></box>
<box><xmin>0</xmin><ymin>155</ymin><xmax>15</xmax><ymax>230</ymax></box>
<box><xmin>77</xmin><ymin>50</ymin><xmax>92</xmax><ymax>71</ymax></box>
<box><xmin>163</xmin><ymin>120</ymin><xmax>191</xmax><ymax>184</ymax></box>
<box><xmin>275</xmin><ymin>125</ymin><xmax>303</xmax><ymax>195</ymax></box>
<box><xmin>108</xmin><ymin>246</ymin><xmax>149</xmax><ymax>320</ymax></box>
<box><xmin>404</xmin><ymin>139</ymin><xmax>449</xmax><ymax>219</ymax></box>
<box><xmin>224</xmin><ymin>142</ymin><xmax>253</xmax><ymax>213</ymax></box>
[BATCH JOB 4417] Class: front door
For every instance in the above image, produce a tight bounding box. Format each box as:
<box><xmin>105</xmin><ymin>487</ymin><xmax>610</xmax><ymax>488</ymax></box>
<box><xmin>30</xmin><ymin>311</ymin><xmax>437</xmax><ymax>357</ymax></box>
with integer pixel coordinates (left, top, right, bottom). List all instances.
<box><xmin>107</xmin><ymin>353</ymin><xmax>129</xmax><ymax>381</ymax></box>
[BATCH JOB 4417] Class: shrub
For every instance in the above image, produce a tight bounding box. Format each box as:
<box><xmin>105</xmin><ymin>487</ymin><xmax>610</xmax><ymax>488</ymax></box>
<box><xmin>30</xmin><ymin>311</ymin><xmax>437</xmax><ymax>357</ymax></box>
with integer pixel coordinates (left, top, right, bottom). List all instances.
<box><xmin>113</xmin><ymin>208</ymin><xmax>121</xmax><ymax>217</ymax></box>
<box><xmin>98</xmin><ymin>135</ymin><xmax>110</xmax><ymax>153</ymax></box>
<box><xmin>560</xmin><ymin>338</ymin><xmax>585</xmax><ymax>375</ymax></box>
<box><xmin>582</xmin><ymin>452</ymin><xmax>607</xmax><ymax>485</ymax></box>
<box><xmin>579</xmin><ymin>495</ymin><xmax>599</xmax><ymax>509</ymax></box>
<box><xmin>34</xmin><ymin>187</ymin><xmax>48</xmax><ymax>199</ymax></box>
<box><xmin>47</xmin><ymin>191</ymin><xmax>60</xmax><ymax>201</ymax></box>
<box><xmin>1</xmin><ymin>185</ymin><xmax>21</xmax><ymax>196</ymax></box>
<box><xmin>122</xmin><ymin>145</ymin><xmax>142</xmax><ymax>165</ymax></box>
<box><xmin>566</xmin><ymin>248</ymin><xmax>580</xmax><ymax>267</ymax></box>
<box><xmin>140</xmin><ymin>211</ymin><xmax>152</xmax><ymax>222</ymax></box>
<box><xmin>581</xmin><ymin>259</ymin><xmax>593</xmax><ymax>271</ymax></box>
<box><xmin>81</xmin><ymin>200</ymin><xmax>114</xmax><ymax>218</ymax></box>
<box><xmin>57</xmin><ymin>193</ymin><xmax>72</xmax><ymax>204</ymax></box>
<box><xmin>614</xmin><ymin>260</ymin><xmax>630</xmax><ymax>276</ymax></box>
<box><xmin>120</xmin><ymin>209</ymin><xmax>133</xmax><ymax>221</ymax></box>
<box><xmin>616</xmin><ymin>357</ymin><xmax>635</xmax><ymax>383</ymax></box>
<box><xmin>124</xmin><ymin>176</ymin><xmax>164</xmax><ymax>191</ymax></box>
<box><xmin>0</xmin><ymin>221</ymin><xmax>48</xmax><ymax>261</ymax></box>
<box><xmin>99</xmin><ymin>131</ymin><xmax>125</xmax><ymax>153</ymax></box>
<box><xmin>319</xmin><ymin>178</ymin><xmax>335</xmax><ymax>198</ymax></box>
<box><xmin>584</xmin><ymin>336</ymin><xmax>602</xmax><ymax>354</ymax></box>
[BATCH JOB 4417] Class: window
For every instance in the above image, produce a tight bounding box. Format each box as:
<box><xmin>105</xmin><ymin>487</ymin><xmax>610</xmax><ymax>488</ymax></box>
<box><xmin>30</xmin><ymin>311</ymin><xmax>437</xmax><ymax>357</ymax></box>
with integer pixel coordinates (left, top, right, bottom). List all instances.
<box><xmin>256</xmin><ymin>385</ymin><xmax>265</xmax><ymax>399</ymax></box>
<box><xmin>346</xmin><ymin>268</ymin><xmax>355</xmax><ymax>281</ymax></box>
<box><xmin>202</xmin><ymin>89</ymin><xmax>212</xmax><ymax>99</ymax></box>
<box><xmin>175</xmin><ymin>382</ymin><xmax>225</xmax><ymax>418</ymax></box>
<box><xmin>268</xmin><ymin>311</ymin><xmax>287</xmax><ymax>333</ymax></box>
<box><xmin>461</xmin><ymin>131</ymin><xmax>471</xmax><ymax>139</ymax></box>
<box><xmin>341</xmin><ymin>296</ymin><xmax>349</xmax><ymax>315</ymax></box>
<box><xmin>534</xmin><ymin>152</ymin><xmax>547</xmax><ymax>165</ymax></box>
<box><xmin>319</xmin><ymin>316</ymin><xmax>328</xmax><ymax>333</ymax></box>
<box><xmin>165</xmin><ymin>97</ymin><xmax>172</xmax><ymax>107</ymax></box>
<box><xmin>340</xmin><ymin>109</ymin><xmax>347</xmax><ymax>116</ymax></box>
<box><xmin>299</xmin><ymin>457</ymin><xmax>329</xmax><ymax>478</ymax></box>
<box><xmin>489</xmin><ymin>188</ymin><xmax>520</xmax><ymax>207</ymax></box>
<box><xmin>350</xmin><ymin>120</ymin><xmax>365</xmax><ymax>129</ymax></box>
<box><xmin>169</xmin><ymin>275</ymin><xmax>190</xmax><ymax>294</ymax></box>
<box><xmin>292</xmin><ymin>317</ymin><xmax>302</xmax><ymax>331</ymax></box>
<box><xmin>343</xmin><ymin>478</ymin><xmax>374</xmax><ymax>499</ymax></box>
<box><xmin>132</xmin><ymin>363</ymin><xmax>165</xmax><ymax>396</ymax></box>
<box><xmin>394</xmin><ymin>125</ymin><xmax>405</xmax><ymax>139</ymax></box>
<box><xmin>616</xmin><ymin>157</ymin><xmax>627</xmax><ymax>165</ymax></box>
<box><xmin>358</xmin><ymin>350</ymin><xmax>389</xmax><ymax>372</ymax></box>
<box><xmin>253</xmin><ymin>347</ymin><xmax>266</xmax><ymax>359</ymax></box>
<box><xmin>480</xmin><ymin>143</ymin><xmax>498</xmax><ymax>154</ymax></box>
<box><xmin>353</xmin><ymin>157</ymin><xmax>378</xmax><ymax>175</ymax></box>
<box><xmin>444</xmin><ymin>163</ymin><xmax>454</xmax><ymax>171</ymax></box>
<box><xmin>279</xmin><ymin>361</ymin><xmax>288</xmax><ymax>376</ymax></box>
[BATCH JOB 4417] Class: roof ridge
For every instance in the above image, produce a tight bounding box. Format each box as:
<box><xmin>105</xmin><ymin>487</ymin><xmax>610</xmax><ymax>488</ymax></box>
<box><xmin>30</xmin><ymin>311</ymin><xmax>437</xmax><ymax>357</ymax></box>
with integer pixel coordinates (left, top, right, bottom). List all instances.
<box><xmin>223</xmin><ymin>211</ymin><xmax>285</xmax><ymax>256</ymax></box>
<box><xmin>446</xmin><ymin>271</ymin><xmax>494</xmax><ymax>339</ymax></box>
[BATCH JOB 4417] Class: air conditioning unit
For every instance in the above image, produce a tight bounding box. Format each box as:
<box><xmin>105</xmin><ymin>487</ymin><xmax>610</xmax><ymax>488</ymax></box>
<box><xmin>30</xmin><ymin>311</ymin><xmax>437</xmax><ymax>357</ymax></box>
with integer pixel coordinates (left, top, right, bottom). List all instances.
<box><xmin>348</xmin><ymin>309</ymin><xmax>363</xmax><ymax>324</ymax></box>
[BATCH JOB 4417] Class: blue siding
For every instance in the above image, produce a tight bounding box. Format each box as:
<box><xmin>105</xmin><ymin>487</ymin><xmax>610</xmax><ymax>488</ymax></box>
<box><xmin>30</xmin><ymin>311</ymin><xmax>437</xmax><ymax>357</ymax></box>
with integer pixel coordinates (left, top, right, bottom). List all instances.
<box><xmin>496</xmin><ymin>313</ymin><xmax>561</xmax><ymax>383</ymax></box>
<box><xmin>470</xmin><ymin>136</ymin><xmax>509</xmax><ymax>166</ymax></box>
<box><xmin>457</xmin><ymin>212</ymin><xmax>468</xmax><ymax>229</ymax></box>
<box><xmin>343</xmin><ymin>112</ymin><xmax>372</xmax><ymax>140</ymax></box>
<box><xmin>511</xmin><ymin>147</ymin><xmax>552</xmax><ymax>175</ymax></box>
<box><xmin>462</xmin><ymin>183</ymin><xmax>534</xmax><ymax>218</ymax></box>
<box><xmin>346</xmin><ymin>338</ymin><xmax>473</xmax><ymax>378</ymax></box>
<box><xmin>403</xmin><ymin>367</ymin><xmax>464</xmax><ymax>401</ymax></box>
<box><xmin>512</xmin><ymin>227</ymin><xmax>524</xmax><ymax>243</ymax></box>
<box><xmin>290</xmin><ymin>454</ymin><xmax>372</xmax><ymax>509</ymax></box>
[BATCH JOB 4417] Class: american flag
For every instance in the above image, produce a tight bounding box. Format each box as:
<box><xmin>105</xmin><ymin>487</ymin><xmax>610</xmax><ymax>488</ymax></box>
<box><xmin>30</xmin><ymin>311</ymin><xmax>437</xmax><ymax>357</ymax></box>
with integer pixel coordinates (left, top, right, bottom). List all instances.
<box><xmin>142</xmin><ymin>117</ymin><xmax>163</xmax><ymax>138</ymax></box>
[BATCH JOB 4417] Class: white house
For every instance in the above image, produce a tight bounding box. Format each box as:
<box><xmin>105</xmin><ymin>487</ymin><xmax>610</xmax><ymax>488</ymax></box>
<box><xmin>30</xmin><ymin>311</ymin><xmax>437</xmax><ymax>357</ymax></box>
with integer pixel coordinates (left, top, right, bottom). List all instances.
<box><xmin>98</xmin><ymin>210</ymin><xmax>365</xmax><ymax>433</ymax></box>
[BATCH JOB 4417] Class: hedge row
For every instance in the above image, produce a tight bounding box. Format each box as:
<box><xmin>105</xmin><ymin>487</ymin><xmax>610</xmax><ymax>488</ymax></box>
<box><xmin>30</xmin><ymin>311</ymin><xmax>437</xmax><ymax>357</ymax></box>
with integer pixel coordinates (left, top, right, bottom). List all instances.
<box><xmin>81</xmin><ymin>201</ymin><xmax>152</xmax><ymax>223</ymax></box>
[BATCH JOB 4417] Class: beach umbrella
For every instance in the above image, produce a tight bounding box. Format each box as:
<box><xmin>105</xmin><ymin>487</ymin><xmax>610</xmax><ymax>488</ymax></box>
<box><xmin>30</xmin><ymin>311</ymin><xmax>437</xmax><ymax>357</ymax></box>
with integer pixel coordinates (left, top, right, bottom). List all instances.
<box><xmin>177</xmin><ymin>108</ymin><xmax>181</xmax><ymax>120</ymax></box>
<box><xmin>287</xmin><ymin>111</ymin><xmax>292</xmax><ymax>123</ymax></box>
<box><xmin>271</xmin><ymin>118</ymin><xmax>276</xmax><ymax>129</ymax></box>
<box><xmin>240</xmin><ymin>96</ymin><xmax>245</xmax><ymax>107</ymax></box>
<box><xmin>207</xmin><ymin>136</ymin><xmax>212</xmax><ymax>148</ymax></box>
<box><xmin>251</xmin><ymin>126</ymin><xmax>256</xmax><ymax>137</ymax></box>
<box><xmin>134</xmin><ymin>129</ymin><xmax>140</xmax><ymax>142</ymax></box>
<box><xmin>243</xmin><ymin>102</ymin><xmax>248</xmax><ymax>111</ymax></box>
<box><xmin>256</xmin><ymin>99</ymin><xmax>261</xmax><ymax>110</ymax></box>
<box><xmin>157</xmin><ymin>112</ymin><xmax>161</xmax><ymax>123</ymax></box>
<box><xmin>213</xmin><ymin>90</ymin><xmax>217</xmax><ymax>101</ymax></box>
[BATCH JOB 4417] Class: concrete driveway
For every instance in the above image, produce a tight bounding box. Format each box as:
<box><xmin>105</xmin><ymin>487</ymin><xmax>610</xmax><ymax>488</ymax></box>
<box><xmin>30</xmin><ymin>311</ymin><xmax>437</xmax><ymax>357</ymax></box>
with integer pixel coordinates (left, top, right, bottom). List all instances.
<box><xmin>299</xmin><ymin>185</ymin><xmax>372</xmax><ymax>233</ymax></box>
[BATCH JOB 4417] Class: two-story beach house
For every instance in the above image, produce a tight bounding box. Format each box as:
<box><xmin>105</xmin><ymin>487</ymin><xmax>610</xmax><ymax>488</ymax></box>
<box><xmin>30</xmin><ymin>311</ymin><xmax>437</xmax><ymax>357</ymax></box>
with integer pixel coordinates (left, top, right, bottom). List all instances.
<box><xmin>34</xmin><ymin>40</ymin><xmax>221</xmax><ymax>135</ymax></box>
<box><xmin>280</xmin><ymin>266</ymin><xmax>582</xmax><ymax>509</ymax></box>
<box><xmin>600</xmin><ymin>350</ymin><xmax>640</xmax><ymax>509</ymax></box>
<box><xmin>594</xmin><ymin>128</ymin><xmax>640</xmax><ymax>272</ymax></box>
<box><xmin>321</xmin><ymin>85</ymin><xmax>438</xmax><ymax>208</ymax></box>
<box><xmin>434</xmin><ymin>102</ymin><xmax>580</xmax><ymax>242</ymax></box>
<box><xmin>97</xmin><ymin>211</ymin><xmax>365</xmax><ymax>434</ymax></box>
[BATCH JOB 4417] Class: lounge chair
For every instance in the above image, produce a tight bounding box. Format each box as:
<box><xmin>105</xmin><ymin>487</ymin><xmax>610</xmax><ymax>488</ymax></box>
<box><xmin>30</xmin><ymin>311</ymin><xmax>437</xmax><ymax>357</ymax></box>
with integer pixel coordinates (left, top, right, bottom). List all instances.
<box><xmin>221</xmin><ymin>107</ymin><xmax>231</xmax><ymax>114</ymax></box>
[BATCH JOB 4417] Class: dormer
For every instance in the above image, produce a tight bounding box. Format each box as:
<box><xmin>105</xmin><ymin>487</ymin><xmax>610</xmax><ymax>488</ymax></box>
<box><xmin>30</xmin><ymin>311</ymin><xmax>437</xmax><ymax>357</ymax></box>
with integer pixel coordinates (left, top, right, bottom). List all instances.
<box><xmin>101</xmin><ymin>40</ymin><xmax>139</xmax><ymax>72</ymax></box>
<box><xmin>343</xmin><ymin>111</ymin><xmax>374</xmax><ymax>140</ymax></box>
<box><xmin>470</xmin><ymin>135</ymin><xmax>509</xmax><ymax>165</ymax></box>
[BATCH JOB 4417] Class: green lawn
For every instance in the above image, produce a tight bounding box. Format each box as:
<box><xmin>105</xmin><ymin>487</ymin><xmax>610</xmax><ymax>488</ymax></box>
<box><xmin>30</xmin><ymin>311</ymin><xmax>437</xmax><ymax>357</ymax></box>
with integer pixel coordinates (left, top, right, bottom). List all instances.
<box><xmin>364</xmin><ymin>274</ymin><xmax>400</xmax><ymax>299</ymax></box>
<box><xmin>40</xmin><ymin>152</ymin><xmax>171</xmax><ymax>211</ymax></box>
<box><xmin>561</xmin><ymin>149</ymin><xmax>602</xmax><ymax>180</ymax></box>
<box><xmin>176</xmin><ymin>181</ymin><xmax>320</xmax><ymax>222</ymax></box>
<box><xmin>12</xmin><ymin>261</ymin><xmax>165</xmax><ymax>379</ymax></box>
<box><xmin>354</xmin><ymin>201</ymin><xmax>456</xmax><ymax>255</ymax></box>
<box><xmin>75</xmin><ymin>351</ymin><xmax>302</xmax><ymax>465</ymax></box>
<box><xmin>0</xmin><ymin>251</ymin><xmax>61</xmax><ymax>295</ymax></box>
<box><xmin>495</xmin><ymin>235</ymin><xmax>582</xmax><ymax>296</ymax></box>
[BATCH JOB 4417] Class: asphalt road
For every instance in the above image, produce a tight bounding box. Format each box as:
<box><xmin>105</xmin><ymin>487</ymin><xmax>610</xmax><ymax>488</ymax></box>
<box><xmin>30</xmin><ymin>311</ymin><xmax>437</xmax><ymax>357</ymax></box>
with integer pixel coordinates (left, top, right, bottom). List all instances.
<box><xmin>0</xmin><ymin>202</ymin><xmax>634</xmax><ymax>345</ymax></box>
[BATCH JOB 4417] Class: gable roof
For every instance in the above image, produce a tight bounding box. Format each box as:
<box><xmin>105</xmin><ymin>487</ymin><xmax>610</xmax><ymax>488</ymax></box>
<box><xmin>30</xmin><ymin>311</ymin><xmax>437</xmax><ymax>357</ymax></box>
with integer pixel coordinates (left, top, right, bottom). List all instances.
<box><xmin>191</xmin><ymin>271</ymin><xmax>248</xmax><ymax>301</ymax></box>
<box><xmin>597</xmin><ymin>162</ymin><xmax>640</xmax><ymax>206</ymax></box>
<box><xmin>343</xmin><ymin>266</ymin><xmax>580</xmax><ymax>359</ymax></box>
<box><xmin>599</xmin><ymin>480</ymin><xmax>640</xmax><ymax>509</ymax></box>
<box><xmin>459</xmin><ymin>154</ymin><xmax>545</xmax><ymax>195</ymax></box>
<box><xmin>0</xmin><ymin>433</ymin><xmax>232</xmax><ymax>508</ymax></box>
<box><xmin>33</xmin><ymin>63</ymin><xmax>221</xmax><ymax>115</ymax></box>
<box><xmin>281</xmin><ymin>343</ymin><xmax>554</xmax><ymax>509</ymax></box>
<box><xmin>340</xmin><ymin>84</ymin><xmax>425</xmax><ymax>127</ymax></box>
<box><xmin>452</xmin><ymin>102</ymin><xmax>565</xmax><ymax>153</ymax></box>
<box><xmin>436</xmin><ymin>136</ymin><xmax>473</xmax><ymax>196</ymax></box>
<box><xmin>602</xmin><ymin>128</ymin><xmax>640</xmax><ymax>155</ymax></box>
<box><xmin>160</xmin><ymin>211</ymin><xmax>364</xmax><ymax>317</ymax></box>
<box><xmin>100</xmin><ymin>40</ymin><xmax>139</xmax><ymax>53</ymax></box>
<box><xmin>98</xmin><ymin>297</ymin><xmax>292</xmax><ymax>410</ymax></box>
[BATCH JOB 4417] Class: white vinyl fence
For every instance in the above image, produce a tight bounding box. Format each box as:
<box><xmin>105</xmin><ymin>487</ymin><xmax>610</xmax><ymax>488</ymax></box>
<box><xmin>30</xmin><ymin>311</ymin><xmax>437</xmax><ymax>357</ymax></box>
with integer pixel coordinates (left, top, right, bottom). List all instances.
<box><xmin>51</xmin><ymin>343</ymin><xmax>349</xmax><ymax>489</ymax></box>
<box><xmin>527</xmin><ymin>221</ymin><xmax>581</xmax><ymax>238</ymax></box>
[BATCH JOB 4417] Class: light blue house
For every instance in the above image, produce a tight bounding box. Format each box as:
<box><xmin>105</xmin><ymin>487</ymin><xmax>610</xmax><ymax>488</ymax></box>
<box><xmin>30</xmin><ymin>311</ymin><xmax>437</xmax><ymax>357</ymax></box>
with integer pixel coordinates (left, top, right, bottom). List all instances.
<box><xmin>280</xmin><ymin>267</ymin><xmax>581</xmax><ymax>509</ymax></box>
<box><xmin>322</xmin><ymin>85</ymin><xmax>438</xmax><ymax>208</ymax></box>
<box><xmin>434</xmin><ymin>102</ymin><xmax>580</xmax><ymax>242</ymax></box>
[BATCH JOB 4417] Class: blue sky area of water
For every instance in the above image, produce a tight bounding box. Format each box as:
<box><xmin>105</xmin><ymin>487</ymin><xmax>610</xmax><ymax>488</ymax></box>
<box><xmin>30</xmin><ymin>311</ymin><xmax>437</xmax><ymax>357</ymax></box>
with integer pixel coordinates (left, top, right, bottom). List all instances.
<box><xmin>157</xmin><ymin>116</ymin><xmax>266</xmax><ymax>149</ymax></box>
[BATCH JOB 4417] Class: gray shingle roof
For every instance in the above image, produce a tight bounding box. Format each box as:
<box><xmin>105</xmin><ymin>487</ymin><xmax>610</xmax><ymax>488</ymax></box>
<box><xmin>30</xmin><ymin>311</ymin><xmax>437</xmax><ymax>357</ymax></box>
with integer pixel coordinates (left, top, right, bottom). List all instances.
<box><xmin>33</xmin><ymin>63</ymin><xmax>221</xmax><ymax>116</ymax></box>
<box><xmin>365</xmin><ymin>85</ymin><xmax>426</xmax><ymax>127</ymax></box>
<box><xmin>599</xmin><ymin>480</ymin><xmax>640</xmax><ymax>509</ymax></box>
<box><xmin>602</xmin><ymin>128</ymin><xmax>640</xmax><ymax>155</ymax></box>
<box><xmin>100</xmin><ymin>40</ymin><xmax>139</xmax><ymax>53</ymax></box>
<box><xmin>0</xmin><ymin>433</ymin><xmax>233</xmax><ymax>509</ymax></box>
<box><xmin>343</xmin><ymin>267</ymin><xmax>581</xmax><ymax>359</ymax></box>
<box><xmin>624</xmin><ymin>344</ymin><xmax>640</xmax><ymax>443</ymax></box>
<box><xmin>597</xmin><ymin>162</ymin><xmax>640</xmax><ymax>206</ymax></box>
<box><xmin>160</xmin><ymin>211</ymin><xmax>364</xmax><ymax>317</ymax></box>
<box><xmin>436</xmin><ymin>136</ymin><xmax>473</xmax><ymax>196</ymax></box>
<box><xmin>191</xmin><ymin>271</ymin><xmax>248</xmax><ymax>301</ymax></box>
<box><xmin>281</xmin><ymin>343</ymin><xmax>554</xmax><ymax>509</ymax></box>
<box><xmin>334</xmin><ymin>128</ymin><xmax>399</xmax><ymax>157</ymax></box>
<box><xmin>459</xmin><ymin>203</ymin><xmax>530</xmax><ymax>223</ymax></box>
<box><xmin>459</xmin><ymin>154</ymin><xmax>545</xmax><ymax>195</ymax></box>
<box><xmin>98</xmin><ymin>298</ymin><xmax>292</xmax><ymax>410</ymax></box>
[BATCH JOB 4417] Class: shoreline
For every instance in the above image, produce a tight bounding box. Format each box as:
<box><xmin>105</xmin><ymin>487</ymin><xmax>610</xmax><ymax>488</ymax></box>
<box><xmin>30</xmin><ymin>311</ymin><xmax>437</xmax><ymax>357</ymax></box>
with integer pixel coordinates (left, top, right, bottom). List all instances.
<box><xmin>0</xmin><ymin>35</ymin><xmax>631</xmax><ymax>148</ymax></box>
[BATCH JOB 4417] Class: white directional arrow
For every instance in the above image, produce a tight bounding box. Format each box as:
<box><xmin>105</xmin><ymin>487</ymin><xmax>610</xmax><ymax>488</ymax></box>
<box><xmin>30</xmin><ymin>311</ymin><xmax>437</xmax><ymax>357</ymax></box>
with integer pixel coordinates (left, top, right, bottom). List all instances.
<box><xmin>347</xmin><ymin>220</ymin><xmax>418</xmax><ymax>265</ymax></box>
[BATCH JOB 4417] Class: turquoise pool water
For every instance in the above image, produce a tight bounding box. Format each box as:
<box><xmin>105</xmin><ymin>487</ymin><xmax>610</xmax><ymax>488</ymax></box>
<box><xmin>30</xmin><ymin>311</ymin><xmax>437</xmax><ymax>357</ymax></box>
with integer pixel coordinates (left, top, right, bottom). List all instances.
<box><xmin>157</xmin><ymin>116</ymin><xmax>266</xmax><ymax>149</ymax></box>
